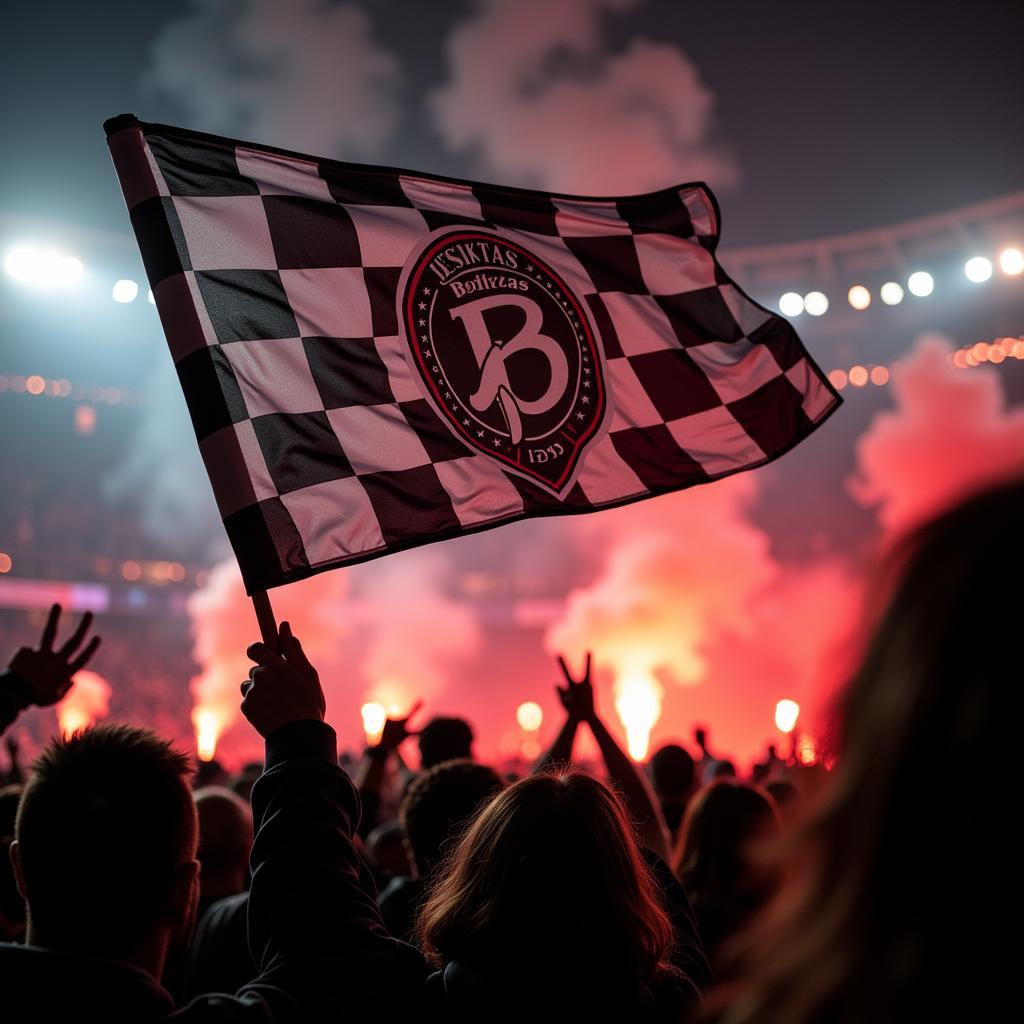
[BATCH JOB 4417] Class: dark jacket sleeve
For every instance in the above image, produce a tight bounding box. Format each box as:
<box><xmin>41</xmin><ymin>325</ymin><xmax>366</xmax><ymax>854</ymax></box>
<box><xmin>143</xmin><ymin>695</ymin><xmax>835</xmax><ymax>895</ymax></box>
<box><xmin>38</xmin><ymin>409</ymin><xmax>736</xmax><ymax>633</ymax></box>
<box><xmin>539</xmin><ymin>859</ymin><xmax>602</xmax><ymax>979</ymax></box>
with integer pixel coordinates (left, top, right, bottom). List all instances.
<box><xmin>242</xmin><ymin>720</ymin><xmax>429</xmax><ymax>1018</ymax></box>
<box><xmin>0</xmin><ymin>670</ymin><xmax>31</xmax><ymax>738</ymax></box>
<box><xmin>172</xmin><ymin>720</ymin><xmax>430</xmax><ymax>1023</ymax></box>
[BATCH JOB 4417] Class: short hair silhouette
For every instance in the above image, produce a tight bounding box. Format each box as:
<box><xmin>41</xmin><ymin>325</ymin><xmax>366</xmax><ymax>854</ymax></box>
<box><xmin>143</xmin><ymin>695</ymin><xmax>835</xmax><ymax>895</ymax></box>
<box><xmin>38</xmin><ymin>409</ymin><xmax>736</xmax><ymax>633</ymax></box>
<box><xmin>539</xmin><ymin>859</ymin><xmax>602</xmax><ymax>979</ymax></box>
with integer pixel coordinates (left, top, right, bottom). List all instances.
<box><xmin>650</xmin><ymin>743</ymin><xmax>695</xmax><ymax>797</ymax></box>
<box><xmin>15</xmin><ymin>723</ymin><xmax>196</xmax><ymax>956</ymax></box>
<box><xmin>401</xmin><ymin>759</ymin><xmax>504</xmax><ymax>877</ymax></box>
<box><xmin>194</xmin><ymin>786</ymin><xmax>252</xmax><ymax>887</ymax></box>
<box><xmin>417</xmin><ymin>717</ymin><xmax>474</xmax><ymax>769</ymax></box>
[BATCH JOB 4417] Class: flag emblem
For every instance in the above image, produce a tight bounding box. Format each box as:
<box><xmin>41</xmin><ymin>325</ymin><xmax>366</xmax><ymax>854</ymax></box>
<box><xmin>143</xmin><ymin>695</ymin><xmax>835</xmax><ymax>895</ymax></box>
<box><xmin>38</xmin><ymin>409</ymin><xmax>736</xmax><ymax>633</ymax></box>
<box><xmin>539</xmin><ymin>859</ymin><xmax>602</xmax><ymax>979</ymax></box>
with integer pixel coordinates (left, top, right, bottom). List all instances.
<box><xmin>400</xmin><ymin>228</ymin><xmax>606</xmax><ymax>493</ymax></box>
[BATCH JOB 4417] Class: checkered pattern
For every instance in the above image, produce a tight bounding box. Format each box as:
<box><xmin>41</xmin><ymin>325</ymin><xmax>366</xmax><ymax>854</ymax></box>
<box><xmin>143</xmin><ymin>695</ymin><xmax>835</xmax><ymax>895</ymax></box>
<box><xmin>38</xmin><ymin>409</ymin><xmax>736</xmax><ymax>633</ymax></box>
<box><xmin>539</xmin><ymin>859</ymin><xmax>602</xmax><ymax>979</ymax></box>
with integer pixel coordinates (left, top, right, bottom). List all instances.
<box><xmin>105</xmin><ymin>115</ymin><xmax>840</xmax><ymax>593</ymax></box>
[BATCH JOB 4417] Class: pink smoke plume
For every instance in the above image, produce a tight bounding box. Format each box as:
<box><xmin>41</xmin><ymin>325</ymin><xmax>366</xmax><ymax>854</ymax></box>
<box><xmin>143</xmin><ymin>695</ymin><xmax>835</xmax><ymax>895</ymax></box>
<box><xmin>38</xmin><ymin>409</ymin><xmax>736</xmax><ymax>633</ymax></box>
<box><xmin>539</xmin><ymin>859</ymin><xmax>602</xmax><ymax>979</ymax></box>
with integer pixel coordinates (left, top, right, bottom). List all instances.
<box><xmin>56</xmin><ymin>670</ymin><xmax>112</xmax><ymax>737</ymax></box>
<box><xmin>355</xmin><ymin>549</ymin><xmax>483</xmax><ymax>708</ymax></box>
<box><xmin>544</xmin><ymin>477</ymin><xmax>798</xmax><ymax>761</ymax></box>
<box><xmin>431</xmin><ymin>0</ymin><xmax>738</xmax><ymax>194</ymax></box>
<box><xmin>850</xmin><ymin>335</ymin><xmax>1024</xmax><ymax>536</ymax></box>
<box><xmin>187</xmin><ymin>552</ymin><xmax>481</xmax><ymax>767</ymax></box>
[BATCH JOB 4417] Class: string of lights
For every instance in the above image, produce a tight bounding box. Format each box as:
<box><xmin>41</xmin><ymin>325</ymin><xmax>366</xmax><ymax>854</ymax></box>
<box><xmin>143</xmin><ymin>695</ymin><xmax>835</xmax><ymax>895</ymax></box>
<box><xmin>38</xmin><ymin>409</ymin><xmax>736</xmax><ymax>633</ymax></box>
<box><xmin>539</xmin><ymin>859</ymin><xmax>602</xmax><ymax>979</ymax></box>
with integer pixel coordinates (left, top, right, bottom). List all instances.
<box><xmin>0</xmin><ymin>374</ymin><xmax>138</xmax><ymax>404</ymax></box>
<box><xmin>0</xmin><ymin>553</ymin><xmax>198</xmax><ymax>585</ymax></box>
<box><xmin>777</xmin><ymin>245</ymin><xmax>1022</xmax><ymax>319</ymax></box>
<box><xmin>827</xmin><ymin>334</ymin><xmax>1024</xmax><ymax>391</ymax></box>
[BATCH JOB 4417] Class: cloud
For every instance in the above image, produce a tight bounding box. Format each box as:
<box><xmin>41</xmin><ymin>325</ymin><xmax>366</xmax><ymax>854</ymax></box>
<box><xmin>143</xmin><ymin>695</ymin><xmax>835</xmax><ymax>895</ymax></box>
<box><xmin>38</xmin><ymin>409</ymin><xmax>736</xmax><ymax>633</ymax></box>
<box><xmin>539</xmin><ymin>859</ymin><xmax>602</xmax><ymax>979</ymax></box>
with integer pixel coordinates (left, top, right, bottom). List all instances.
<box><xmin>431</xmin><ymin>0</ymin><xmax>738</xmax><ymax>193</ymax></box>
<box><xmin>850</xmin><ymin>334</ymin><xmax>1024</xmax><ymax>536</ymax></box>
<box><xmin>146</xmin><ymin>0</ymin><xmax>402</xmax><ymax>158</ymax></box>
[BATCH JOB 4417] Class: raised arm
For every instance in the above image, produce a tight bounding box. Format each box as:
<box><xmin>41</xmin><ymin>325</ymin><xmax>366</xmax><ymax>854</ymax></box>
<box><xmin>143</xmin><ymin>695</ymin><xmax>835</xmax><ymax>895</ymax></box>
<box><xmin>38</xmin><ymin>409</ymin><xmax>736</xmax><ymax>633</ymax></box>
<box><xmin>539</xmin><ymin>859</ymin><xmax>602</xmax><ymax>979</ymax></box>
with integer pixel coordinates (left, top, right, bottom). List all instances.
<box><xmin>1</xmin><ymin>604</ymin><xmax>101</xmax><ymax>736</ymax></box>
<box><xmin>556</xmin><ymin>652</ymin><xmax>672</xmax><ymax>863</ymax></box>
<box><xmin>226</xmin><ymin>621</ymin><xmax>428</xmax><ymax>1021</ymax></box>
<box><xmin>533</xmin><ymin>658</ymin><xmax>583</xmax><ymax>771</ymax></box>
<box><xmin>351</xmin><ymin>705</ymin><xmax>420</xmax><ymax>838</ymax></box>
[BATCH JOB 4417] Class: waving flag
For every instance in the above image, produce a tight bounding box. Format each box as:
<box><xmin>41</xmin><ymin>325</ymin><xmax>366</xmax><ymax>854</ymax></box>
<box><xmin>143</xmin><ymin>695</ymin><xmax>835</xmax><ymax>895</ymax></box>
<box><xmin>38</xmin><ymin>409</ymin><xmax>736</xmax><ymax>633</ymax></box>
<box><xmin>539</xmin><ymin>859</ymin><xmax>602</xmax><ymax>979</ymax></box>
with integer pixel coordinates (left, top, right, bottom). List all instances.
<box><xmin>105</xmin><ymin>114</ymin><xmax>839</xmax><ymax>594</ymax></box>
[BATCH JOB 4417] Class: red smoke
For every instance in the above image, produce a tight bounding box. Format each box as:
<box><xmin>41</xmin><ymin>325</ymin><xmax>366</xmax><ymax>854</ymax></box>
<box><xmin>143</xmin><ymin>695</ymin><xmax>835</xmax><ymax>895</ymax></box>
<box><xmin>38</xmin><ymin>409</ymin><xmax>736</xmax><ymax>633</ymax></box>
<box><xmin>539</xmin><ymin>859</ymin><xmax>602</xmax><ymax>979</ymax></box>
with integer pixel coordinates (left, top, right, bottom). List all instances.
<box><xmin>851</xmin><ymin>334</ymin><xmax>1024</xmax><ymax>536</ymax></box>
<box><xmin>431</xmin><ymin>0</ymin><xmax>738</xmax><ymax>193</ymax></box>
<box><xmin>187</xmin><ymin>551</ymin><xmax>481</xmax><ymax>768</ymax></box>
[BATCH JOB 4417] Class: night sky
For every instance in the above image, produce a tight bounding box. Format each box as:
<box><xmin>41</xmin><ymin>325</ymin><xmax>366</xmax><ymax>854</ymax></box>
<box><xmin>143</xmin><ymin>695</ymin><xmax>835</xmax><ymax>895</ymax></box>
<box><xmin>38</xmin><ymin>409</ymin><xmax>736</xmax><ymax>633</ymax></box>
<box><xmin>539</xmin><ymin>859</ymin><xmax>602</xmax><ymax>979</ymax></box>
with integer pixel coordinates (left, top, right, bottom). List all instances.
<box><xmin>2</xmin><ymin>0</ymin><xmax>1022</xmax><ymax>245</ymax></box>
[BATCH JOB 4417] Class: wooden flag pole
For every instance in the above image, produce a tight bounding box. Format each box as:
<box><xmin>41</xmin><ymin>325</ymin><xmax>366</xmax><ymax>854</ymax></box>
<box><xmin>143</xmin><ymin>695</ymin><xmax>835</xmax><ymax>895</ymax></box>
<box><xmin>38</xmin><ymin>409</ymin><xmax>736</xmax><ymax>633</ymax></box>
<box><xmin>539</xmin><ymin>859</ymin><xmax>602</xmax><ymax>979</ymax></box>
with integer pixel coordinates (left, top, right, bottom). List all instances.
<box><xmin>251</xmin><ymin>589</ymin><xmax>280</xmax><ymax>652</ymax></box>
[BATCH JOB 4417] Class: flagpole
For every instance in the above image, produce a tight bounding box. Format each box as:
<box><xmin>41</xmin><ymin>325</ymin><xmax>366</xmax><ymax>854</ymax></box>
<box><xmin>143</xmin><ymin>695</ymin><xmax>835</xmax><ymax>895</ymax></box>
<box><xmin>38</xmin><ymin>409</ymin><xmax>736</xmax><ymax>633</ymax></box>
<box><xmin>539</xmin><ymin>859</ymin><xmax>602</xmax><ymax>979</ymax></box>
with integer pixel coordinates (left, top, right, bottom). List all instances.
<box><xmin>251</xmin><ymin>589</ymin><xmax>280</xmax><ymax>653</ymax></box>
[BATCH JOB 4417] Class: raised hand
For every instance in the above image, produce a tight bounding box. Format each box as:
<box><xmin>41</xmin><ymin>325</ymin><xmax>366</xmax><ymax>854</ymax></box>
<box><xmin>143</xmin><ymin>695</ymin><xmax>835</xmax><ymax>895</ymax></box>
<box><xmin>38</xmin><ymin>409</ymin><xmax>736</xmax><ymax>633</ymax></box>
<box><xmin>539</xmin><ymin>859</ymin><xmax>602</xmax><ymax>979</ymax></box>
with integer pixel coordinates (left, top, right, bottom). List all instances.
<box><xmin>241</xmin><ymin>621</ymin><xmax>326</xmax><ymax>738</ymax></box>
<box><xmin>377</xmin><ymin>701</ymin><xmax>422</xmax><ymax>752</ymax></box>
<box><xmin>556</xmin><ymin>652</ymin><xmax>596</xmax><ymax>723</ymax></box>
<box><xmin>8</xmin><ymin>604</ymin><xmax>101</xmax><ymax>707</ymax></box>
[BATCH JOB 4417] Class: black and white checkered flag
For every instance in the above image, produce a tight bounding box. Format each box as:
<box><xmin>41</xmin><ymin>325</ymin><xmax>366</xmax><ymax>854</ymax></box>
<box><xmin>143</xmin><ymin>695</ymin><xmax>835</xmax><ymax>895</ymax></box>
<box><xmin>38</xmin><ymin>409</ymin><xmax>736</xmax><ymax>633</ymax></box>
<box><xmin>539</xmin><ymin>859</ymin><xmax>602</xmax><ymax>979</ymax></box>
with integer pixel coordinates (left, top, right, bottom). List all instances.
<box><xmin>105</xmin><ymin>115</ymin><xmax>839</xmax><ymax>594</ymax></box>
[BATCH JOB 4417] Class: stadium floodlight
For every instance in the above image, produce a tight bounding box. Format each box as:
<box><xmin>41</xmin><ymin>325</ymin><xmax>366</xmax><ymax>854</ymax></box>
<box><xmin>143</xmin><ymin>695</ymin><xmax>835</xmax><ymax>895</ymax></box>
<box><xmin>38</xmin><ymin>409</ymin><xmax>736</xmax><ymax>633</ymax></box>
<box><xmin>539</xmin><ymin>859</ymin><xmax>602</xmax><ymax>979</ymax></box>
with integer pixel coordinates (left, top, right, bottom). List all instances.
<box><xmin>964</xmin><ymin>256</ymin><xmax>993</xmax><ymax>283</ymax></box>
<box><xmin>779</xmin><ymin>291</ymin><xmax>804</xmax><ymax>316</ymax></box>
<box><xmin>4</xmin><ymin>247</ymin><xmax>41</xmax><ymax>283</ymax></box>
<box><xmin>3</xmin><ymin>245</ymin><xmax>83</xmax><ymax>288</ymax></box>
<box><xmin>51</xmin><ymin>255</ymin><xmax>83</xmax><ymax>286</ymax></box>
<box><xmin>112</xmin><ymin>279</ymin><xmax>139</xmax><ymax>303</ymax></box>
<box><xmin>147</xmin><ymin>289</ymin><xmax>155</xmax><ymax>304</ymax></box>
<box><xmin>880</xmin><ymin>281</ymin><xmax>904</xmax><ymax>305</ymax></box>
<box><xmin>803</xmin><ymin>291</ymin><xmax>829</xmax><ymax>316</ymax></box>
<box><xmin>999</xmin><ymin>247</ymin><xmax>1023</xmax><ymax>275</ymax></box>
<box><xmin>907</xmin><ymin>271</ymin><xmax>934</xmax><ymax>297</ymax></box>
<box><xmin>847</xmin><ymin>285</ymin><xmax>871</xmax><ymax>310</ymax></box>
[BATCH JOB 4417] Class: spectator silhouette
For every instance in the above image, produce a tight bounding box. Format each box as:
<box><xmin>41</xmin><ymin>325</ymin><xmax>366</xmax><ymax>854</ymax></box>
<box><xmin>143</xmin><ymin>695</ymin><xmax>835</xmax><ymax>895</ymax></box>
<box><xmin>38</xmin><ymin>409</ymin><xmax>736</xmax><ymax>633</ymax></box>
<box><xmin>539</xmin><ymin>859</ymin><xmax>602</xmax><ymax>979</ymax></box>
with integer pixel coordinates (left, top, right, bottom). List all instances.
<box><xmin>366</xmin><ymin>820</ymin><xmax>413</xmax><ymax>886</ymax></box>
<box><xmin>674</xmin><ymin>780</ymin><xmax>780</xmax><ymax>973</ymax></box>
<box><xmin>213</xmin><ymin>633</ymin><xmax>710</xmax><ymax>1022</ymax></box>
<box><xmin>649</xmin><ymin>743</ymin><xmax>696</xmax><ymax>839</ymax></box>
<box><xmin>719</xmin><ymin>479</ymin><xmax>1024</xmax><ymax>1023</ymax></box>
<box><xmin>417</xmin><ymin>716</ymin><xmax>474</xmax><ymax>769</ymax></box>
<box><xmin>1</xmin><ymin>619</ymin><xmax>421</xmax><ymax>1021</ymax></box>
<box><xmin>7</xmin><ymin>724</ymin><xmax>200</xmax><ymax>1015</ymax></box>
<box><xmin>193</xmin><ymin>786</ymin><xmax>252</xmax><ymax>918</ymax></box>
<box><xmin>379</xmin><ymin>759</ymin><xmax>504</xmax><ymax>942</ymax></box>
<box><xmin>415</xmin><ymin>768</ymin><xmax>701</xmax><ymax>1017</ymax></box>
<box><xmin>171</xmin><ymin>787</ymin><xmax>254</xmax><ymax>999</ymax></box>
<box><xmin>0</xmin><ymin>783</ymin><xmax>24</xmax><ymax>942</ymax></box>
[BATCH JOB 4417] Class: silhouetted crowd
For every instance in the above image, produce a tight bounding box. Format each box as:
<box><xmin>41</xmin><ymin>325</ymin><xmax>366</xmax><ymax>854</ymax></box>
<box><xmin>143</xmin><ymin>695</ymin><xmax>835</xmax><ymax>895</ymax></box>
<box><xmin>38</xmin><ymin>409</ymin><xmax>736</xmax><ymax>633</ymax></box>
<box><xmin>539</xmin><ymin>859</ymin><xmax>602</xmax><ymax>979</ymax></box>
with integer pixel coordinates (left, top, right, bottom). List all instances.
<box><xmin>0</xmin><ymin>479</ymin><xmax>1019</xmax><ymax>1022</ymax></box>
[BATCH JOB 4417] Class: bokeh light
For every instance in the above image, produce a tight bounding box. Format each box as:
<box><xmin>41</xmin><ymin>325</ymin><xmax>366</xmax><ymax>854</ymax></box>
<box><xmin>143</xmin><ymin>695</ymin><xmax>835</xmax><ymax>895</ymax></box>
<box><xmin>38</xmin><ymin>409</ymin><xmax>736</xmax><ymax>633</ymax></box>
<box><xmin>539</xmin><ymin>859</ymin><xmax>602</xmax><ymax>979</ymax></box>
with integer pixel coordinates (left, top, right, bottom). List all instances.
<box><xmin>803</xmin><ymin>291</ymin><xmax>829</xmax><ymax>316</ymax></box>
<box><xmin>778</xmin><ymin>292</ymin><xmax>804</xmax><ymax>316</ymax></box>
<box><xmin>880</xmin><ymin>281</ymin><xmax>904</xmax><ymax>305</ymax></box>
<box><xmin>999</xmin><ymin>247</ymin><xmax>1023</xmax><ymax>275</ymax></box>
<box><xmin>516</xmin><ymin>701</ymin><xmax>544</xmax><ymax>732</ymax></box>
<box><xmin>847</xmin><ymin>285</ymin><xmax>871</xmax><ymax>310</ymax></box>
<box><xmin>964</xmin><ymin>256</ymin><xmax>993</xmax><ymax>283</ymax></box>
<box><xmin>907</xmin><ymin>271</ymin><xmax>934</xmax><ymax>297</ymax></box>
<box><xmin>848</xmin><ymin>365</ymin><xmax>869</xmax><ymax>387</ymax></box>
<box><xmin>112</xmin><ymin>279</ymin><xmax>139</xmax><ymax>303</ymax></box>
